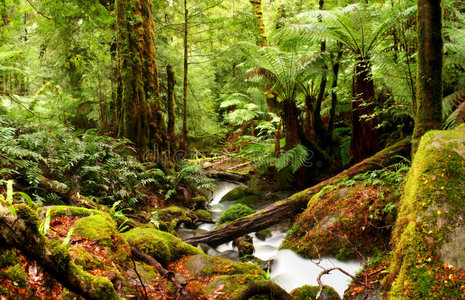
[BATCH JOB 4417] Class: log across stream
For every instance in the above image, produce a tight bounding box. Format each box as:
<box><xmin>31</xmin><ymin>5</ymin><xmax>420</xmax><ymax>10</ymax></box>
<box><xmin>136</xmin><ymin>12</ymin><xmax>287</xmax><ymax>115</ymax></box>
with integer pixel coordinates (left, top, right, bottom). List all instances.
<box><xmin>178</xmin><ymin>181</ymin><xmax>362</xmax><ymax>297</ymax></box>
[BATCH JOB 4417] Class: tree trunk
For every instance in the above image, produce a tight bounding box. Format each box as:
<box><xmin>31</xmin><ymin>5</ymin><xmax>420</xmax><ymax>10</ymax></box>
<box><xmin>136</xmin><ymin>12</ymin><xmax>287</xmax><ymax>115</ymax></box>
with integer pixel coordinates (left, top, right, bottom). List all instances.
<box><xmin>283</xmin><ymin>98</ymin><xmax>300</xmax><ymax>150</ymax></box>
<box><xmin>413</xmin><ymin>0</ymin><xmax>443</xmax><ymax>149</ymax></box>
<box><xmin>350</xmin><ymin>57</ymin><xmax>378</xmax><ymax>162</ymax></box>
<box><xmin>167</xmin><ymin>64</ymin><xmax>177</xmax><ymax>147</ymax></box>
<box><xmin>0</xmin><ymin>204</ymin><xmax>121</xmax><ymax>300</ymax></box>
<box><xmin>328</xmin><ymin>46</ymin><xmax>343</xmax><ymax>138</ymax></box>
<box><xmin>115</xmin><ymin>0</ymin><xmax>167</xmax><ymax>152</ymax></box>
<box><xmin>182</xmin><ymin>0</ymin><xmax>189</xmax><ymax>149</ymax></box>
<box><xmin>184</xmin><ymin>137</ymin><xmax>411</xmax><ymax>247</ymax></box>
<box><xmin>249</xmin><ymin>0</ymin><xmax>268</xmax><ymax>47</ymax></box>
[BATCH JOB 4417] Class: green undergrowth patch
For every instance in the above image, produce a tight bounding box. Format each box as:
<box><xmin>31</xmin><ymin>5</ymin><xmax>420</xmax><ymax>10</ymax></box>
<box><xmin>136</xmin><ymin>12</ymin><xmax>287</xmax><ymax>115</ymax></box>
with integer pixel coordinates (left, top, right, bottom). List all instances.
<box><xmin>217</xmin><ymin>203</ymin><xmax>255</xmax><ymax>226</ymax></box>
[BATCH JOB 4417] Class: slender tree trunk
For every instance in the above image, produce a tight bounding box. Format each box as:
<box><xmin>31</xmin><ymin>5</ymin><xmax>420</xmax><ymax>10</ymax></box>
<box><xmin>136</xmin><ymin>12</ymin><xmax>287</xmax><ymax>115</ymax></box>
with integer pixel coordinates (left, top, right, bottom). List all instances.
<box><xmin>115</xmin><ymin>0</ymin><xmax>168</xmax><ymax>153</ymax></box>
<box><xmin>328</xmin><ymin>45</ymin><xmax>343</xmax><ymax>138</ymax></box>
<box><xmin>182</xmin><ymin>0</ymin><xmax>189</xmax><ymax>148</ymax></box>
<box><xmin>413</xmin><ymin>0</ymin><xmax>443</xmax><ymax>149</ymax></box>
<box><xmin>167</xmin><ymin>64</ymin><xmax>177</xmax><ymax>148</ymax></box>
<box><xmin>350</xmin><ymin>57</ymin><xmax>378</xmax><ymax>162</ymax></box>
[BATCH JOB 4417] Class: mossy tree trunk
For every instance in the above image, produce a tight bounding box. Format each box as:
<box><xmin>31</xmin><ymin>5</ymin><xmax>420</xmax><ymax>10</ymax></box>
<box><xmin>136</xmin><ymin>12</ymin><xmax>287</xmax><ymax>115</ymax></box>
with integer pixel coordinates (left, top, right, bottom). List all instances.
<box><xmin>182</xmin><ymin>0</ymin><xmax>189</xmax><ymax>149</ymax></box>
<box><xmin>115</xmin><ymin>0</ymin><xmax>168</xmax><ymax>153</ymax></box>
<box><xmin>328</xmin><ymin>44</ymin><xmax>343</xmax><ymax>139</ymax></box>
<box><xmin>249</xmin><ymin>0</ymin><xmax>268</xmax><ymax>47</ymax></box>
<box><xmin>282</xmin><ymin>98</ymin><xmax>300</xmax><ymax>151</ymax></box>
<box><xmin>413</xmin><ymin>0</ymin><xmax>443</xmax><ymax>150</ymax></box>
<box><xmin>167</xmin><ymin>64</ymin><xmax>177</xmax><ymax>148</ymax></box>
<box><xmin>350</xmin><ymin>56</ymin><xmax>378</xmax><ymax>162</ymax></box>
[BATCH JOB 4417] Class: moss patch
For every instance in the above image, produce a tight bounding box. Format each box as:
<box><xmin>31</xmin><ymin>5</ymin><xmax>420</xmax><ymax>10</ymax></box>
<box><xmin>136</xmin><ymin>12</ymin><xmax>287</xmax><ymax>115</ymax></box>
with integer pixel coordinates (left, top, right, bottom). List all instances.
<box><xmin>185</xmin><ymin>254</ymin><xmax>265</xmax><ymax>278</ymax></box>
<box><xmin>217</xmin><ymin>204</ymin><xmax>255</xmax><ymax>227</ymax></box>
<box><xmin>204</xmin><ymin>274</ymin><xmax>267</xmax><ymax>299</ymax></box>
<box><xmin>384</xmin><ymin>128</ymin><xmax>465</xmax><ymax>299</ymax></box>
<box><xmin>0</xmin><ymin>264</ymin><xmax>27</xmax><ymax>288</ymax></box>
<box><xmin>151</xmin><ymin>206</ymin><xmax>194</xmax><ymax>234</ymax></box>
<box><xmin>290</xmin><ymin>285</ymin><xmax>340</xmax><ymax>300</ymax></box>
<box><xmin>221</xmin><ymin>186</ymin><xmax>260</xmax><ymax>203</ymax></box>
<box><xmin>282</xmin><ymin>181</ymin><xmax>399</xmax><ymax>260</ymax></box>
<box><xmin>124</xmin><ymin>227</ymin><xmax>202</xmax><ymax>265</ymax></box>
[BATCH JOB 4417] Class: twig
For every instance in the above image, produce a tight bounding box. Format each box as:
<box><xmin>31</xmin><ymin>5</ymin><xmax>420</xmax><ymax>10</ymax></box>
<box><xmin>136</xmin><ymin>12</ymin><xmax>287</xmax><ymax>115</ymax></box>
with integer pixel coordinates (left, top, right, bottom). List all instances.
<box><xmin>316</xmin><ymin>267</ymin><xmax>358</xmax><ymax>300</ymax></box>
<box><xmin>24</xmin><ymin>0</ymin><xmax>52</xmax><ymax>20</ymax></box>
<box><xmin>123</xmin><ymin>246</ymin><xmax>148</xmax><ymax>300</ymax></box>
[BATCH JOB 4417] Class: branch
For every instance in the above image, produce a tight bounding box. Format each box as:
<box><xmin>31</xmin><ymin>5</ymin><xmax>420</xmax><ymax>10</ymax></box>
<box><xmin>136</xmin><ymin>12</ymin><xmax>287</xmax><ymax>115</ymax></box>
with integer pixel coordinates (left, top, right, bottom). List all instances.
<box><xmin>25</xmin><ymin>0</ymin><xmax>52</xmax><ymax>20</ymax></box>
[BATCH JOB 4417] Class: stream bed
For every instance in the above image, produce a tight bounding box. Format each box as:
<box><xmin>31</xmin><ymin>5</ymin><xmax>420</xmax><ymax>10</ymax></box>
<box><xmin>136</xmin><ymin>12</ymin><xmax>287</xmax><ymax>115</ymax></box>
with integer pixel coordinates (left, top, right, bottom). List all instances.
<box><xmin>181</xmin><ymin>181</ymin><xmax>362</xmax><ymax>297</ymax></box>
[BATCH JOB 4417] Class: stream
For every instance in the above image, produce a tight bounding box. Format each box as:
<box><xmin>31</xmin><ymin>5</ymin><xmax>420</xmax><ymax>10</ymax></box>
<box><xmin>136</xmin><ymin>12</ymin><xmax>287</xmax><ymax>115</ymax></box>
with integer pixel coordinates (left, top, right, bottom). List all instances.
<box><xmin>178</xmin><ymin>181</ymin><xmax>362</xmax><ymax>297</ymax></box>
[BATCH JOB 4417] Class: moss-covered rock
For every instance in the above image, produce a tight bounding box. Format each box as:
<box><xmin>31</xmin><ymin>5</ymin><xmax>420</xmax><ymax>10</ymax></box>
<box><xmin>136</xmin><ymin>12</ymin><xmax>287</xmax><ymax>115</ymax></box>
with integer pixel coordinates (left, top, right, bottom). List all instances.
<box><xmin>220</xmin><ymin>186</ymin><xmax>261</xmax><ymax>206</ymax></box>
<box><xmin>383</xmin><ymin>128</ymin><xmax>465</xmax><ymax>299</ymax></box>
<box><xmin>217</xmin><ymin>203</ymin><xmax>255</xmax><ymax>227</ymax></box>
<box><xmin>290</xmin><ymin>285</ymin><xmax>340</xmax><ymax>300</ymax></box>
<box><xmin>255</xmin><ymin>229</ymin><xmax>272</xmax><ymax>241</ymax></box>
<box><xmin>192</xmin><ymin>196</ymin><xmax>208</xmax><ymax>210</ymax></box>
<box><xmin>282</xmin><ymin>181</ymin><xmax>399</xmax><ymax>260</ymax></box>
<box><xmin>204</xmin><ymin>274</ymin><xmax>267</xmax><ymax>299</ymax></box>
<box><xmin>72</xmin><ymin>247</ymin><xmax>106</xmax><ymax>271</ymax></box>
<box><xmin>185</xmin><ymin>254</ymin><xmax>265</xmax><ymax>278</ymax></box>
<box><xmin>151</xmin><ymin>206</ymin><xmax>194</xmax><ymax>234</ymax></box>
<box><xmin>41</xmin><ymin>205</ymin><xmax>106</xmax><ymax>220</ymax></box>
<box><xmin>71</xmin><ymin>214</ymin><xmax>130</xmax><ymax>264</ymax></box>
<box><xmin>124</xmin><ymin>227</ymin><xmax>202</xmax><ymax>265</ymax></box>
<box><xmin>194</xmin><ymin>209</ymin><xmax>212</xmax><ymax>220</ymax></box>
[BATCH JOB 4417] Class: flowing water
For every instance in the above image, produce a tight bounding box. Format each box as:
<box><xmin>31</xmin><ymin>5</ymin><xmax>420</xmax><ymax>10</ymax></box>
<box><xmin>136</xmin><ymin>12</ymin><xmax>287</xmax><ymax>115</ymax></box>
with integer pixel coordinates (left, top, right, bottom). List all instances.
<box><xmin>181</xmin><ymin>181</ymin><xmax>362</xmax><ymax>297</ymax></box>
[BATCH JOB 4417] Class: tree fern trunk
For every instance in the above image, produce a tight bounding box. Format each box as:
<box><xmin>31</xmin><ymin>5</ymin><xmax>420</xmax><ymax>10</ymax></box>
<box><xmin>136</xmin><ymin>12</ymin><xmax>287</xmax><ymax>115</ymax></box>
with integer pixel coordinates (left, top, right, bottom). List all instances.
<box><xmin>350</xmin><ymin>57</ymin><xmax>378</xmax><ymax>162</ymax></box>
<box><xmin>283</xmin><ymin>98</ymin><xmax>300</xmax><ymax>151</ymax></box>
<box><xmin>413</xmin><ymin>0</ymin><xmax>443</xmax><ymax>150</ymax></box>
<box><xmin>249</xmin><ymin>0</ymin><xmax>268</xmax><ymax>47</ymax></box>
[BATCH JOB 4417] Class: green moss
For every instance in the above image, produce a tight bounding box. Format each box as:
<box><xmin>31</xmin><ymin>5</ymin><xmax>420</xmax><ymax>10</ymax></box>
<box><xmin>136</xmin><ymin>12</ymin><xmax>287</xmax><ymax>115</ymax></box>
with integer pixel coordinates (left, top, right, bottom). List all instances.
<box><xmin>255</xmin><ymin>229</ymin><xmax>272</xmax><ymax>241</ymax></box>
<box><xmin>194</xmin><ymin>209</ymin><xmax>212</xmax><ymax>220</ymax></box>
<box><xmin>72</xmin><ymin>214</ymin><xmax>117</xmax><ymax>246</ymax></box>
<box><xmin>73</xmin><ymin>247</ymin><xmax>106</xmax><ymax>271</ymax></box>
<box><xmin>384</xmin><ymin>128</ymin><xmax>465</xmax><ymax>299</ymax></box>
<box><xmin>151</xmin><ymin>206</ymin><xmax>194</xmax><ymax>234</ymax></box>
<box><xmin>44</xmin><ymin>206</ymin><xmax>105</xmax><ymax>219</ymax></box>
<box><xmin>0</xmin><ymin>249</ymin><xmax>19</xmax><ymax>268</ymax></box>
<box><xmin>217</xmin><ymin>204</ymin><xmax>255</xmax><ymax>226</ymax></box>
<box><xmin>47</xmin><ymin>239</ymin><xmax>72</xmax><ymax>274</ymax></box>
<box><xmin>0</xmin><ymin>264</ymin><xmax>27</xmax><ymax>288</ymax></box>
<box><xmin>124</xmin><ymin>227</ymin><xmax>201</xmax><ymax>265</ymax></box>
<box><xmin>15</xmin><ymin>204</ymin><xmax>40</xmax><ymax>233</ymax></box>
<box><xmin>221</xmin><ymin>186</ymin><xmax>260</xmax><ymax>203</ymax></box>
<box><xmin>205</xmin><ymin>274</ymin><xmax>266</xmax><ymax>296</ymax></box>
<box><xmin>192</xmin><ymin>196</ymin><xmax>208</xmax><ymax>209</ymax></box>
<box><xmin>290</xmin><ymin>285</ymin><xmax>340</xmax><ymax>300</ymax></box>
<box><xmin>185</xmin><ymin>254</ymin><xmax>265</xmax><ymax>278</ymax></box>
<box><xmin>282</xmin><ymin>182</ymin><xmax>398</xmax><ymax>260</ymax></box>
<box><xmin>72</xmin><ymin>262</ymin><xmax>122</xmax><ymax>300</ymax></box>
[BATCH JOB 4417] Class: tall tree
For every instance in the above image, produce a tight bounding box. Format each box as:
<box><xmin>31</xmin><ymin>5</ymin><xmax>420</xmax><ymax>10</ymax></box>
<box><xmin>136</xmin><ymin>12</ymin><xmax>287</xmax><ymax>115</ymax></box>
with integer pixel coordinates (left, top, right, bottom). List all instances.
<box><xmin>115</xmin><ymin>0</ymin><xmax>168</xmax><ymax>152</ymax></box>
<box><xmin>413</xmin><ymin>0</ymin><xmax>443</xmax><ymax>147</ymax></box>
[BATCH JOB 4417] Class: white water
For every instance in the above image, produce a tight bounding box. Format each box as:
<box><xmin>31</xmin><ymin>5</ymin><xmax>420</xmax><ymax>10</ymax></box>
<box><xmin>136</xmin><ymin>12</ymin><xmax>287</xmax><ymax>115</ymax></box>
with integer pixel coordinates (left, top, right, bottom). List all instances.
<box><xmin>197</xmin><ymin>181</ymin><xmax>362</xmax><ymax>298</ymax></box>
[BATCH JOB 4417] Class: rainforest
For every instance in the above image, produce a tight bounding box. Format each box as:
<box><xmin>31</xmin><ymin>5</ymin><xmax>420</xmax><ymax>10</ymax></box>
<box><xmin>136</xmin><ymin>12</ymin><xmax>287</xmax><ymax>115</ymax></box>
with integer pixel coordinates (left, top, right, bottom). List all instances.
<box><xmin>1</xmin><ymin>0</ymin><xmax>465</xmax><ymax>299</ymax></box>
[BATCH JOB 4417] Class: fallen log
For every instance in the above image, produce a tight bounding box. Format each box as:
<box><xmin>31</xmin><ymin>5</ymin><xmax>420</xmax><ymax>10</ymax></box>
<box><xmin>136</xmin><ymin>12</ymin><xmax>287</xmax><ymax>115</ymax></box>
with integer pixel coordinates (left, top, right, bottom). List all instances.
<box><xmin>0</xmin><ymin>203</ymin><xmax>121</xmax><ymax>300</ymax></box>
<box><xmin>183</xmin><ymin>137</ymin><xmax>411</xmax><ymax>247</ymax></box>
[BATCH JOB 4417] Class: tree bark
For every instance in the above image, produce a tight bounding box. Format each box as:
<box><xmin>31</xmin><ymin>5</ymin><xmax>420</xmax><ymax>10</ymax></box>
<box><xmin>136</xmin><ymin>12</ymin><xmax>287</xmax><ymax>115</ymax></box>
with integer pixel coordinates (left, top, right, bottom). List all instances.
<box><xmin>249</xmin><ymin>0</ymin><xmax>268</xmax><ymax>47</ymax></box>
<box><xmin>350</xmin><ymin>57</ymin><xmax>378</xmax><ymax>162</ymax></box>
<box><xmin>413</xmin><ymin>0</ymin><xmax>443</xmax><ymax>149</ymax></box>
<box><xmin>115</xmin><ymin>0</ymin><xmax>167</xmax><ymax>152</ymax></box>
<box><xmin>183</xmin><ymin>137</ymin><xmax>411</xmax><ymax>247</ymax></box>
<box><xmin>182</xmin><ymin>0</ymin><xmax>189</xmax><ymax>148</ymax></box>
<box><xmin>0</xmin><ymin>204</ymin><xmax>121</xmax><ymax>300</ymax></box>
<box><xmin>328</xmin><ymin>45</ymin><xmax>343</xmax><ymax>139</ymax></box>
<box><xmin>167</xmin><ymin>64</ymin><xmax>177</xmax><ymax>147</ymax></box>
<box><xmin>283</xmin><ymin>98</ymin><xmax>300</xmax><ymax>150</ymax></box>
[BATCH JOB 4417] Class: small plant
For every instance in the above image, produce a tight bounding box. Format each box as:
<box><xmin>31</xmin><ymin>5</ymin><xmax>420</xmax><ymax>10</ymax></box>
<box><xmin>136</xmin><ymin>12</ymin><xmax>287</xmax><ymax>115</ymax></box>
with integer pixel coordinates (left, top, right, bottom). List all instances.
<box><xmin>0</xmin><ymin>180</ymin><xmax>33</xmax><ymax>217</ymax></box>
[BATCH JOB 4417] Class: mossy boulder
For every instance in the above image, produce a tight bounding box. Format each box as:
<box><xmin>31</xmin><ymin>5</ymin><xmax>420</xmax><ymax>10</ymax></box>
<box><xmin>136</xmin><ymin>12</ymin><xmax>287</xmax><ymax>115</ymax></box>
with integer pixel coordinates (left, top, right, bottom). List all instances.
<box><xmin>221</xmin><ymin>186</ymin><xmax>261</xmax><ymax>207</ymax></box>
<box><xmin>192</xmin><ymin>196</ymin><xmax>208</xmax><ymax>210</ymax></box>
<box><xmin>255</xmin><ymin>229</ymin><xmax>272</xmax><ymax>241</ymax></box>
<box><xmin>204</xmin><ymin>274</ymin><xmax>267</xmax><ymax>299</ymax></box>
<box><xmin>194</xmin><ymin>209</ymin><xmax>212</xmax><ymax>220</ymax></box>
<box><xmin>290</xmin><ymin>285</ymin><xmax>340</xmax><ymax>300</ymax></box>
<box><xmin>151</xmin><ymin>206</ymin><xmax>194</xmax><ymax>234</ymax></box>
<box><xmin>217</xmin><ymin>203</ymin><xmax>255</xmax><ymax>227</ymax></box>
<box><xmin>124</xmin><ymin>227</ymin><xmax>202</xmax><ymax>265</ymax></box>
<box><xmin>282</xmin><ymin>182</ymin><xmax>399</xmax><ymax>260</ymax></box>
<box><xmin>185</xmin><ymin>254</ymin><xmax>265</xmax><ymax>278</ymax></box>
<box><xmin>383</xmin><ymin>128</ymin><xmax>465</xmax><ymax>299</ymax></box>
<box><xmin>71</xmin><ymin>214</ymin><xmax>130</xmax><ymax>264</ymax></box>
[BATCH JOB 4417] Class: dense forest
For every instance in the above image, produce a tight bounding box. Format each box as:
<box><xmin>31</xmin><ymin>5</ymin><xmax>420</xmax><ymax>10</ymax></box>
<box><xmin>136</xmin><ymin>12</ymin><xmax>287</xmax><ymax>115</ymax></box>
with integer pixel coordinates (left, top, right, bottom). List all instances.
<box><xmin>0</xmin><ymin>0</ymin><xmax>465</xmax><ymax>299</ymax></box>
